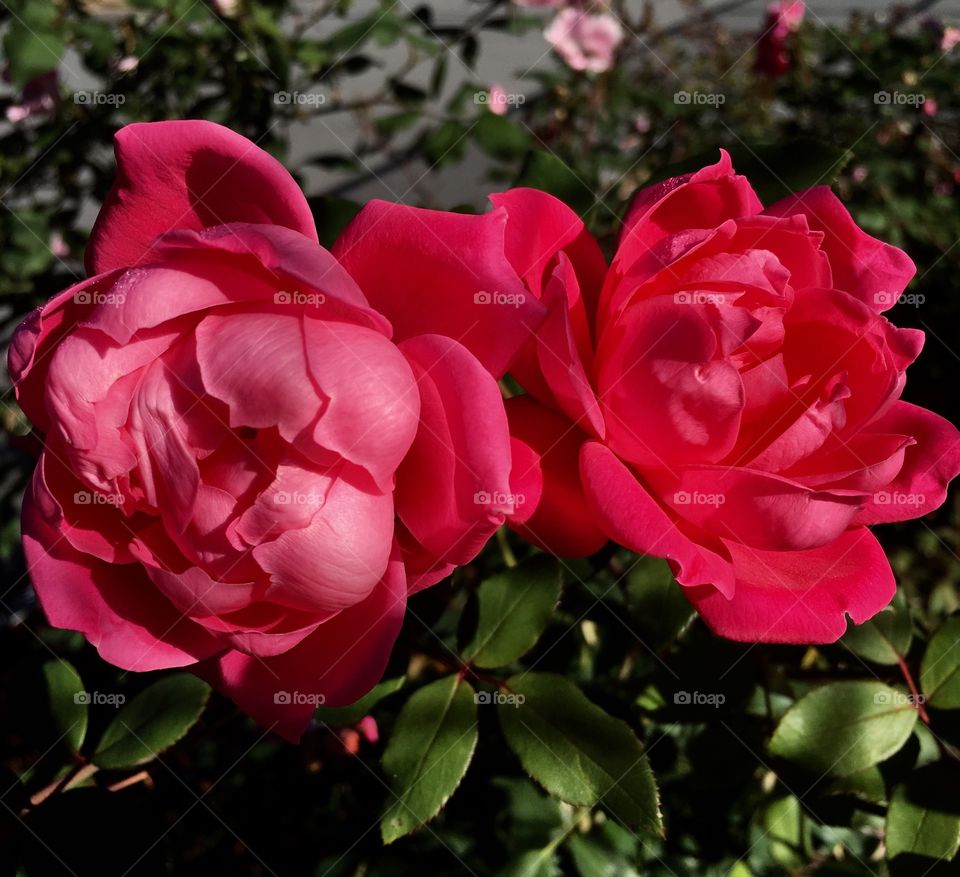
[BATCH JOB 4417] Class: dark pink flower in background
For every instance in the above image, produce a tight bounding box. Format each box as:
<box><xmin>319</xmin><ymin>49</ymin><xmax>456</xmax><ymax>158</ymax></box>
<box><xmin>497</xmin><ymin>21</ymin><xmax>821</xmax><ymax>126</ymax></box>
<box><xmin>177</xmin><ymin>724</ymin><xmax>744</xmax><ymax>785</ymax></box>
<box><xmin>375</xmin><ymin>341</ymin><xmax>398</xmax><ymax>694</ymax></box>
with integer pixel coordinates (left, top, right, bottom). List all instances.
<box><xmin>755</xmin><ymin>1</ymin><xmax>805</xmax><ymax>78</ymax></box>
<box><xmin>11</xmin><ymin>121</ymin><xmax>542</xmax><ymax>740</ymax></box>
<box><xmin>495</xmin><ymin>151</ymin><xmax>960</xmax><ymax>644</ymax></box>
<box><xmin>4</xmin><ymin>70</ymin><xmax>59</xmax><ymax>124</ymax></box>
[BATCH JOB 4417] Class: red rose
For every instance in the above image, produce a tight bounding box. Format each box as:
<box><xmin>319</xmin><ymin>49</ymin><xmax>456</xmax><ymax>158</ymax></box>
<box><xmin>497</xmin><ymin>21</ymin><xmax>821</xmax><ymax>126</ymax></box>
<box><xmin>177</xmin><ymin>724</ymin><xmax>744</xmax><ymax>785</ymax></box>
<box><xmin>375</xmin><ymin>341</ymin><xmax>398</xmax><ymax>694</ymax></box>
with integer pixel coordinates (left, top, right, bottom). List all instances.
<box><xmin>498</xmin><ymin>151</ymin><xmax>960</xmax><ymax>643</ymax></box>
<box><xmin>10</xmin><ymin>121</ymin><xmax>543</xmax><ymax>738</ymax></box>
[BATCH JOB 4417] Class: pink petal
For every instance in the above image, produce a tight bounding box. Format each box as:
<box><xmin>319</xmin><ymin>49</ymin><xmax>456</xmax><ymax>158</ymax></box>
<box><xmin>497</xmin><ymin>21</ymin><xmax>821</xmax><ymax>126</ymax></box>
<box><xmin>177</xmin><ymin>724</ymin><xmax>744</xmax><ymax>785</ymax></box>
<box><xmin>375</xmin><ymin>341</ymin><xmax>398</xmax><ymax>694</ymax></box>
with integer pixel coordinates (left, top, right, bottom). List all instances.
<box><xmin>597</xmin><ymin>297</ymin><xmax>744</xmax><ymax>468</ymax></box>
<box><xmin>507</xmin><ymin>396</ymin><xmax>607</xmax><ymax>557</ymax></box>
<box><xmin>86</xmin><ymin>121</ymin><xmax>317</xmax><ymax>275</ymax></box>
<box><xmin>394</xmin><ymin>334</ymin><xmax>514</xmax><ymax>568</ymax></box>
<box><xmin>856</xmin><ymin>401</ymin><xmax>960</xmax><ymax>524</ymax></box>
<box><xmin>686</xmin><ymin>528</ymin><xmax>896</xmax><ymax>643</ymax></box>
<box><xmin>579</xmin><ymin>442</ymin><xmax>735</xmax><ymax>596</ymax></box>
<box><xmin>22</xmin><ymin>463</ymin><xmax>221</xmax><ymax>671</ymax></box>
<box><xmin>765</xmin><ymin>187</ymin><xmax>916</xmax><ymax>311</ymax></box>
<box><xmin>198</xmin><ymin>545</ymin><xmax>407</xmax><ymax>741</ymax></box>
<box><xmin>332</xmin><ymin>201</ymin><xmax>545</xmax><ymax>377</ymax></box>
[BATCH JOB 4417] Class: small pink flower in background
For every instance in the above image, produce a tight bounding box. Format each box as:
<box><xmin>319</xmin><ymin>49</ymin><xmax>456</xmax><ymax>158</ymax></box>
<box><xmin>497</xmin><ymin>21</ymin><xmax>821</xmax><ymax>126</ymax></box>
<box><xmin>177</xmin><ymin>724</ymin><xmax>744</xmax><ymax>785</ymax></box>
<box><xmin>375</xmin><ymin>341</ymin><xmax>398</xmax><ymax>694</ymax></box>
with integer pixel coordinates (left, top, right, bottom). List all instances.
<box><xmin>941</xmin><ymin>26</ymin><xmax>960</xmax><ymax>53</ymax></box>
<box><xmin>212</xmin><ymin>0</ymin><xmax>238</xmax><ymax>16</ymax></box>
<box><xmin>755</xmin><ymin>1</ymin><xmax>805</xmax><ymax>78</ymax></box>
<box><xmin>115</xmin><ymin>56</ymin><xmax>139</xmax><ymax>74</ymax></box>
<box><xmin>513</xmin><ymin>0</ymin><xmax>565</xmax><ymax>7</ymax></box>
<box><xmin>5</xmin><ymin>70</ymin><xmax>59</xmax><ymax>124</ymax></box>
<box><xmin>335</xmin><ymin>716</ymin><xmax>379</xmax><ymax>756</ymax></box>
<box><xmin>487</xmin><ymin>83</ymin><xmax>509</xmax><ymax>116</ymax></box>
<box><xmin>48</xmin><ymin>232</ymin><xmax>70</xmax><ymax>259</ymax></box>
<box><xmin>357</xmin><ymin>715</ymin><xmax>379</xmax><ymax>745</ymax></box>
<box><xmin>544</xmin><ymin>8</ymin><xmax>624</xmax><ymax>73</ymax></box>
<box><xmin>922</xmin><ymin>97</ymin><xmax>939</xmax><ymax>117</ymax></box>
<box><xmin>851</xmin><ymin>165</ymin><xmax>869</xmax><ymax>184</ymax></box>
<box><xmin>634</xmin><ymin>112</ymin><xmax>652</xmax><ymax>134</ymax></box>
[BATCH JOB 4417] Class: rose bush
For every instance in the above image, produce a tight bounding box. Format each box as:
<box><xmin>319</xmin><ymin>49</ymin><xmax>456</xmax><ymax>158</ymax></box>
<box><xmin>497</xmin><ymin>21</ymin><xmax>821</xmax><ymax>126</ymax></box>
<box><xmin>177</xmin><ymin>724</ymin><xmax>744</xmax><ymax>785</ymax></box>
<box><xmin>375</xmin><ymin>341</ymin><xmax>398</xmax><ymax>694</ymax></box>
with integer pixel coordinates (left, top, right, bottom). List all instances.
<box><xmin>9</xmin><ymin>120</ymin><xmax>544</xmax><ymax>739</ymax></box>
<box><xmin>501</xmin><ymin>151</ymin><xmax>960</xmax><ymax>643</ymax></box>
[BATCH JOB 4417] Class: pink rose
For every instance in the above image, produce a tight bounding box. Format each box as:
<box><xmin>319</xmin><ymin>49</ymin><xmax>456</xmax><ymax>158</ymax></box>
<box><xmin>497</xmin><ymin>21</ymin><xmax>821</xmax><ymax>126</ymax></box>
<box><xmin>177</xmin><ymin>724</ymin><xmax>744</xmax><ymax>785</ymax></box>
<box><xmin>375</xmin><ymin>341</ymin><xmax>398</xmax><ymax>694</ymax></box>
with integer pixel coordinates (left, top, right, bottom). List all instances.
<box><xmin>494</xmin><ymin>152</ymin><xmax>960</xmax><ymax>644</ymax></box>
<box><xmin>10</xmin><ymin>121</ymin><xmax>543</xmax><ymax>739</ymax></box>
<box><xmin>755</xmin><ymin>1</ymin><xmax>805</xmax><ymax>78</ymax></box>
<box><xmin>544</xmin><ymin>8</ymin><xmax>624</xmax><ymax>74</ymax></box>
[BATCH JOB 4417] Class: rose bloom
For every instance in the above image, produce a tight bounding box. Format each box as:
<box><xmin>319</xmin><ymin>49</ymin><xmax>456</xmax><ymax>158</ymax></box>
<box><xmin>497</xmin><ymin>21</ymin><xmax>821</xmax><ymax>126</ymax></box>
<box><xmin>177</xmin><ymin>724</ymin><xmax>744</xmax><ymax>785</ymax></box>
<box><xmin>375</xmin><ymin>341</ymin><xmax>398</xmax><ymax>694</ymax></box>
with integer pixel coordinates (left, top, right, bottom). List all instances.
<box><xmin>10</xmin><ymin>121</ymin><xmax>543</xmax><ymax>739</ymax></box>
<box><xmin>755</xmin><ymin>1</ymin><xmax>805</xmax><ymax>79</ymax></box>
<box><xmin>497</xmin><ymin>151</ymin><xmax>960</xmax><ymax>643</ymax></box>
<box><xmin>544</xmin><ymin>8</ymin><xmax>624</xmax><ymax>74</ymax></box>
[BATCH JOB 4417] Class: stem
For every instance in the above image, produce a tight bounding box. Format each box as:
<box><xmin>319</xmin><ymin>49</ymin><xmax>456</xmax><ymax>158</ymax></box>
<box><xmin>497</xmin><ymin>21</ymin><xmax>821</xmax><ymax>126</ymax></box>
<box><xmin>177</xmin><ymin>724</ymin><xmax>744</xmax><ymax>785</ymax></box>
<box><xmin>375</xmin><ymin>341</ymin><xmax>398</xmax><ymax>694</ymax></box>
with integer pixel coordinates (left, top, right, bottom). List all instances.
<box><xmin>28</xmin><ymin>761</ymin><xmax>99</xmax><ymax>809</ymax></box>
<box><xmin>897</xmin><ymin>654</ymin><xmax>931</xmax><ymax>725</ymax></box>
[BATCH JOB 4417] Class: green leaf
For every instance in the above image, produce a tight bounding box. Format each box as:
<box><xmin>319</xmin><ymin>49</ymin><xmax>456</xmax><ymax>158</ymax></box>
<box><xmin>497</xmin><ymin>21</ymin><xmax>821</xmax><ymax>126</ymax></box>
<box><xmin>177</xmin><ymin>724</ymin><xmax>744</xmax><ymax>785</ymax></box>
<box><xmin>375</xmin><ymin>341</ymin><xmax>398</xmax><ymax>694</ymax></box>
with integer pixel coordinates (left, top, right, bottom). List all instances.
<box><xmin>625</xmin><ymin>558</ymin><xmax>694</xmax><ymax>649</ymax></box>
<box><xmin>515</xmin><ymin>150</ymin><xmax>593</xmax><ymax>214</ymax></box>
<box><xmin>761</xmin><ymin>795</ymin><xmax>810</xmax><ymax>869</ymax></box>
<box><xmin>473</xmin><ymin>114</ymin><xmax>531</xmax><ymax>161</ymax></box>
<box><xmin>821</xmin><ymin>765</ymin><xmax>887</xmax><ymax>805</ymax></box>
<box><xmin>886</xmin><ymin>765</ymin><xmax>960</xmax><ymax>860</ymax></box>
<box><xmin>501</xmin><ymin>848</ymin><xmax>561</xmax><ymax>877</ymax></box>
<box><xmin>381</xmin><ymin>675</ymin><xmax>478</xmax><ymax>844</ymax></box>
<box><xmin>842</xmin><ymin>590</ymin><xmax>912</xmax><ymax>666</ymax></box>
<box><xmin>769</xmin><ymin>681</ymin><xmax>918</xmax><ymax>777</ymax></box>
<box><xmin>420</xmin><ymin>120</ymin><xmax>469</xmax><ymax>167</ymax></box>
<box><xmin>498</xmin><ymin>673</ymin><xmax>661</xmax><ymax>834</ymax></box>
<box><xmin>567</xmin><ymin>834</ymin><xmax>641</xmax><ymax>877</ymax></box>
<box><xmin>42</xmin><ymin>661</ymin><xmax>87</xmax><ymax>755</ymax></box>
<box><xmin>920</xmin><ymin>617</ymin><xmax>960</xmax><ymax>709</ymax></box>
<box><xmin>2</xmin><ymin>0</ymin><xmax>62</xmax><ymax>88</ymax></box>
<box><xmin>92</xmin><ymin>674</ymin><xmax>210</xmax><ymax>769</ymax></box>
<box><xmin>463</xmin><ymin>556</ymin><xmax>563</xmax><ymax>669</ymax></box>
<box><xmin>314</xmin><ymin>676</ymin><xmax>404</xmax><ymax>727</ymax></box>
